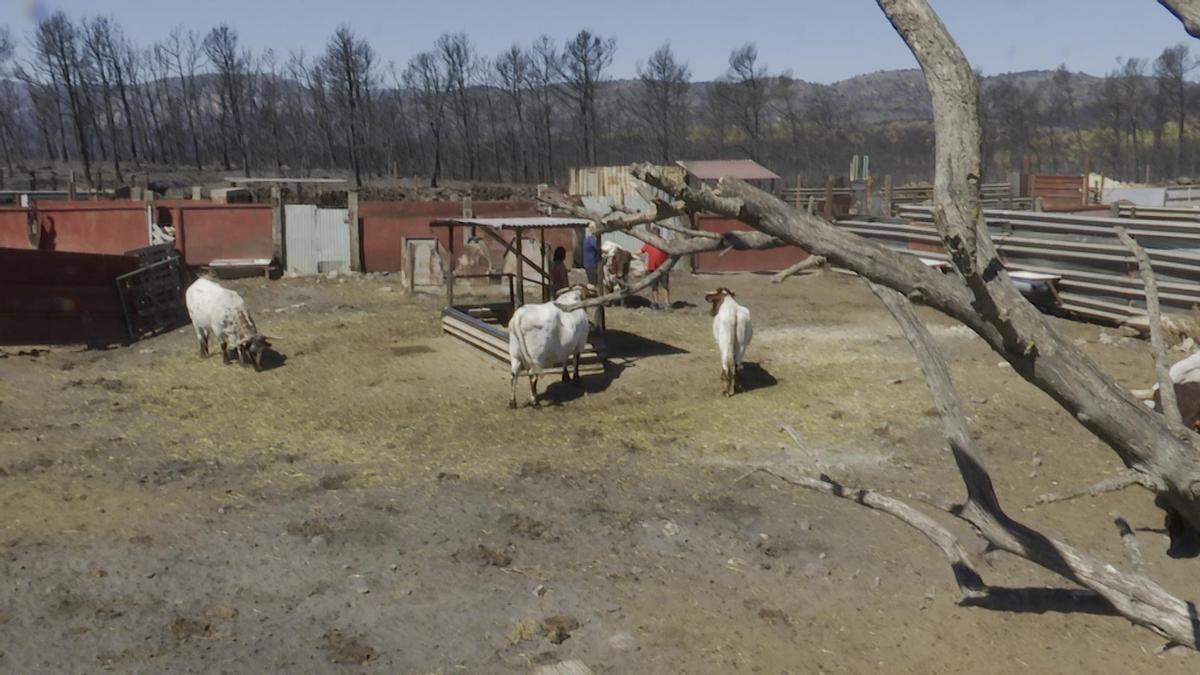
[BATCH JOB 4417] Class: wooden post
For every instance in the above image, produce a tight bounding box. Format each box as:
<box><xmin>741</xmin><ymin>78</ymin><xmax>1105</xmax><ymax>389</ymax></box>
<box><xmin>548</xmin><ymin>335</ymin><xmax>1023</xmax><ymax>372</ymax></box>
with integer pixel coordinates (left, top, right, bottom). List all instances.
<box><xmin>824</xmin><ymin>176</ymin><xmax>834</xmax><ymax>220</ymax></box>
<box><xmin>884</xmin><ymin>175</ymin><xmax>893</xmax><ymax>216</ymax></box>
<box><xmin>445</xmin><ymin>224</ymin><xmax>456</xmax><ymax>309</ymax></box>
<box><xmin>1022</xmin><ymin>155</ymin><xmax>1033</xmax><ymax>197</ymax></box>
<box><xmin>540</xmin><ymin>227</ymin><xmax>548</xmax><ymax>302</ymax></box>
<box><xmin>271</xmin><ymin>186</ymin><xmax>284</xmax><ymax>271</ymax></box>
<box><xmin>67</xmin><ymin>171</ymin><xmax>76</xmax><ymax>200</ymax></box>
<box><xmin>514</xmin><ymin>232</ymin><xmax>525</xmax><ymax>307</ymax></box>
<box><xmin>347</xmin><ymin>190</ymin><xmax>361</xmax><ymax>272</ymax></box>
<box><xmin>865</xmin><ymin>175</ymin><xmax>873</xmax><ymax>214</ymax></box>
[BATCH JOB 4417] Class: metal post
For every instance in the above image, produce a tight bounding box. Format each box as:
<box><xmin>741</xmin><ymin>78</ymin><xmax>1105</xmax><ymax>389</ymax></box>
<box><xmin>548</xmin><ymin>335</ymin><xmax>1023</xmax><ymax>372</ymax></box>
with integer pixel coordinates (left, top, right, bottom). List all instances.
<box><xmin>271</xmin><ymin>186</ymin><xmax>284</xmax><ymax>272</ymax></box>
<box><xmin>824</xmin><ymin>177</ymin><xmax>834</xmax><ymax>220</ymax></box>
<box><xmin>347</xmin><ymin>190</ymin><xmax>361</xmax><ymax>272</ymax></box>
<box><xmin>514</xmin><ymin>232</ymin><xmax>525</xmax><ymax>307</ymax></box>
<box><xmin>539</xmin><ymin>228</ymin><xmax>549</xmax><ymax>302</ymax></box>
<box><xmin>884</xmin><ymin>175</ymin><xmax>893</xmax><ymax>216</ymax></box>
<box><xmin>445</xmin><ymin>224</ymin><xmax>456</xmax><ymax>309</ymax></box>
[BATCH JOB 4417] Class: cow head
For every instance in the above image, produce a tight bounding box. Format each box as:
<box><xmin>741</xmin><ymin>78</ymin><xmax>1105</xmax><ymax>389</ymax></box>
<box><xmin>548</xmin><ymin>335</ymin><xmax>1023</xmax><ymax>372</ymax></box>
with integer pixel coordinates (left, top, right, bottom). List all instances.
<box><xmin>704</xmin><ymin>288</ymin><xmax>735</xmax><ymax>316</ymax></box>
<box><xmin>240</xmin><ymin>334</ymin><xmax>271</xmax><ymax>371</ymax></box>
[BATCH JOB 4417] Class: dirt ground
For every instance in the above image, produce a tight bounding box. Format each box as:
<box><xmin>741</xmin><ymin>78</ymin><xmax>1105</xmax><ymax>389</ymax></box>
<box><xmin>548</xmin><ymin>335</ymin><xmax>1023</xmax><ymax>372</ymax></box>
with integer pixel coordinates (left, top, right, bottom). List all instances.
<box><xmin>2</xmin><ymin>270</ymin><xmax>1198</xmax><ymax>673</ymax></box>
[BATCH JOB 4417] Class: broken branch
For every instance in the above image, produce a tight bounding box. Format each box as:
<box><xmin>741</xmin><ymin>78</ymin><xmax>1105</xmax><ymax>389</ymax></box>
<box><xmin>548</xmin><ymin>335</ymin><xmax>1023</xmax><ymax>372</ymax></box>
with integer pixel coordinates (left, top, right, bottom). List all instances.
<box><xmin>1033</xmin><ymin>469</ymin><xmax>1160</xmax><ymax>506</ymax></box>
<box><xmin>1117</xmin><ymin>226</ymin><xmax>1184</xmax><ymax>432</ymax></box>
<box><xmin>771</xmin><ymin>256</ymin><xmax>827</xmax><ymax>283</ymax></box>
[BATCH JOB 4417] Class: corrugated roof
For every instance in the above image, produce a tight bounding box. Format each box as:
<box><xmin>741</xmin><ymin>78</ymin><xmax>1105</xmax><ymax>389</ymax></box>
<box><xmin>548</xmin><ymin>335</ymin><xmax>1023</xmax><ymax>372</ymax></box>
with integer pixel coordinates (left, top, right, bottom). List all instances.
<box><xmin>430</xmin><ymin>216</ymin><xmax>593</xmax><ymax>230</ymax></box>
<box><xmin>676</xmin><ymin>159</ymin><xmax>781</xmax><ymax>181</ymax></box>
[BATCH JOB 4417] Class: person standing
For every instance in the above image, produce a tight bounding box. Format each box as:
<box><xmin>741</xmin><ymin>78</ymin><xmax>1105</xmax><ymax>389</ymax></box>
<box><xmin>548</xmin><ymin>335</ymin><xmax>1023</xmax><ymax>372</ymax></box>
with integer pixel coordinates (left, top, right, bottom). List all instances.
<box><xmin>640</xmin><ymin>240</ymin><xmax>670</xmax><ymax>309</ymax></box>
<box><xmin>583</xmin><ymin>231</ymin><xmax>600</xmax><ymax>286</ymax></box>
<box><xmin>549</xmin><ymin>246</ymin><xmax>570</xmax><ymax>297</ymax></box>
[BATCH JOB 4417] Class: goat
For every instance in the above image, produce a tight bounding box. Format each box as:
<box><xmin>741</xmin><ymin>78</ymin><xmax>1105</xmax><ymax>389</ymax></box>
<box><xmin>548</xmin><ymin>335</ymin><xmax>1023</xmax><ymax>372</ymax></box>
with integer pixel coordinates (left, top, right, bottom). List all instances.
<box><xmin>507</xmin><ymin>284</ymin><xmax>595</xmax><ymax>408</ymax></box>
<box><xmin>705</xmin><ymin>287</ymin><xmax>753</xmax><ymax>396</ymax></box>
<box><xmin>1131</xmin><ymin>351</ymin><xmax>1200</xmax><ymax>429</ymax></box>
<box><xmin>185</xmin><ymin>277</ymin><xmax>272</xmax><ymax>371</ymax></box>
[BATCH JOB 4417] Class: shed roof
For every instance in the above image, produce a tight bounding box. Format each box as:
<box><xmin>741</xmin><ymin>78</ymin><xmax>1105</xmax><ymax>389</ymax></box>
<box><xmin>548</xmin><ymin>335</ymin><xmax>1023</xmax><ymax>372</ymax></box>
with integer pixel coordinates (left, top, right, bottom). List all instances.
<box><xmin>676</xmin><ymin>159</ymin><xmax>781</xmax><ymax>181</ymax></box>
<box><xmin>430</xmin><ymin>216</ymin><xmax>593</xmax><ymax>230</ymax></box>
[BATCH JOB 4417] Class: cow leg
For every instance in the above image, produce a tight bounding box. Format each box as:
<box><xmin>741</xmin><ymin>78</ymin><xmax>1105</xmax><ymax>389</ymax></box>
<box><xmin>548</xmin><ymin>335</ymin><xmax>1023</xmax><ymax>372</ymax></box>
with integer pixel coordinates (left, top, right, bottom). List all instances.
<box><xmin>561</xmin><ymin>360</ymin><xmax>570</xmax><ymax>383</ymax></box>
<box><xmin>509</xmin><ymin>371</ymin><xmax>519</xmax><ymax>409</ymax></box>
<box><xmin>573</xmin><ymin>351</ymin><xmax>581</xmax><ymax>383</ymax></box>
<box><xmin>529</xmin><ymin>374</ymin><xmax>540</xmax><ymax>407</ymax></box>
<box><xmin>220</xmin><ymin>338</ymin><xmax>231</xmax><ymax>364</ymax></box>
<box><xmin>195</xmin><ymin>326</ymin><xmax>209</xmax><ymax>358</ymax></box>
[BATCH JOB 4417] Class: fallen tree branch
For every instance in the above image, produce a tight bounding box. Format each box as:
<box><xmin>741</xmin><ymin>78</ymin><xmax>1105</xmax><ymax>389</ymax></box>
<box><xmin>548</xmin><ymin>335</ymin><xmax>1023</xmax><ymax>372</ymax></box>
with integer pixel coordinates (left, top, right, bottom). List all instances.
<box><xmin>771</xmin><ymin>256</ymin><xmax>827</xmax><ymax>283</ymax></box>
<box><xmin>556</xmin><ymin>256</ymin><xmax>679</xmax><ymax>312</ymax></box>
<box><xmin>869</xmin><ymin>279</ymin><xmax>1200</xmax><ymax>649</ymax></box>
<box><xmin>1159</xmin><ymin>0</ymin><xmax>1200</xmax><ymax>37</ymax></box>
<box><xmin>754</xmin><ymin>465</ymin><xmax>988</xmax><ymax>601</ymax></box>
<box><xmin>630</xmin><ymin>0</ymin><xmax>1200</xmax><ymax>538</ymax></box>
<box><xmin>539</xmin><ymin>189</ymin><xmax>786</xmax><ymax>257</ymax></box>
<box><xmin>1117</xmin><ymin>227</ymin><xmax>1184</xmax><ymax>432</ymax></box>
<box><xmin>1111</xmin><ymin>512</ymin><xmax>1147</xmax><ymax>573</ymax></box>
<box><xmin>1033</xmin><ymin>469</ymin><xmax>1160</xmax><ymax>506</ymax></box>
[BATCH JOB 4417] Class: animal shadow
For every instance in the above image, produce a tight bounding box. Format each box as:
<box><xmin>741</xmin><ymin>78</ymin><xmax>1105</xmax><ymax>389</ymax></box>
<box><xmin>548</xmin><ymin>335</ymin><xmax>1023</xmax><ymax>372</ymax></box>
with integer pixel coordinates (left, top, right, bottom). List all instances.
<box><xmin>738</xmin><ymin>362</ymin><xmax>777</xmax><ymax>393</ymax></box>
<box><xmin>255</xmin><ymin>348</ymin><xmax>288</xmax><ymax>372</ymax></box>
<box><xmin>539</xmin><ymin>361</ymin><xmax>627</xmax><ymax>405</ymax></box>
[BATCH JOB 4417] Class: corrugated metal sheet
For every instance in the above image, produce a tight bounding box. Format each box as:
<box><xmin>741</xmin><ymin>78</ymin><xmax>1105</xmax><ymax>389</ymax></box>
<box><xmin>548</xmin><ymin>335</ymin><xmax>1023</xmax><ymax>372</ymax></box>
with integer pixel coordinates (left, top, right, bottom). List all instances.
<box><xmin>285</xmin><ymin>205</ymin><xmax>351</xmax><ymax>274</ymax></box>
<box><xmin>430</xmin><ymin>216</ymin><xmax>592</xmax><ymax>230</ymax></box>
<box><xmin>676</xmin><ymin>159</ymin><xmax>780</xmax><ymax>181</ymax></box>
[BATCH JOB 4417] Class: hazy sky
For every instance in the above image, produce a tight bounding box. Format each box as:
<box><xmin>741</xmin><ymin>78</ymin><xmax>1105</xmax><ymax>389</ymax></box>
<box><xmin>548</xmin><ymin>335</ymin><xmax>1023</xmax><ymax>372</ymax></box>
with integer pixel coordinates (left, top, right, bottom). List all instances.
<box><xmin>1</xmin><ymin>0</ymin><xmax>1194</xmax><ymax>82</ymax></box>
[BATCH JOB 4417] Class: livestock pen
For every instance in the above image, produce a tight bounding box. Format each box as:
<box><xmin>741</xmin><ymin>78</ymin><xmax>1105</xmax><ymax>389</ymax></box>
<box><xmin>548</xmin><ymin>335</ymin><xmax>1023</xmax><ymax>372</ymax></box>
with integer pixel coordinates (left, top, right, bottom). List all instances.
<box><xmin>431</xmin><ymin>216</ymin><xmax>607</xmax><ymax>375</ymax></box>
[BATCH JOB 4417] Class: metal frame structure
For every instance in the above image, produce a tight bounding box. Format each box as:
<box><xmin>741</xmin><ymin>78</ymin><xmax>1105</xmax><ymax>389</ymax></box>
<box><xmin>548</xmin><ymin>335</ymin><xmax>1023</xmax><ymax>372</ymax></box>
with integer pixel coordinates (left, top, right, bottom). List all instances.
<box><xmin>430</xmin><ymin>216</ymin><xmax>606</xmax><ymax>374</ymax></box>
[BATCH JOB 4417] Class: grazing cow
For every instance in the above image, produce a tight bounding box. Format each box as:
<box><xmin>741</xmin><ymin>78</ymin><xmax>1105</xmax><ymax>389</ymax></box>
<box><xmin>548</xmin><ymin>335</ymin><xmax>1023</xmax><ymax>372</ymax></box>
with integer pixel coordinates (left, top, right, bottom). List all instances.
<box><xmin>704</xmin><ymin>287</ymin><xmax>753</xmax><ymax>397</ymax></box>
<box><xmin>508</xmin><ymin>284</ymin><xmax>595</xmax><ymax>408</ymax></box>
<box><xmin>185</xmin><ymin>277</ymin><xmax>272</xmax><ymax>371</ymax></box>
<box><xmin>1131</xmin><ymin>351</ymin><xmax>1200</xmax><ymax>429</ymax></box>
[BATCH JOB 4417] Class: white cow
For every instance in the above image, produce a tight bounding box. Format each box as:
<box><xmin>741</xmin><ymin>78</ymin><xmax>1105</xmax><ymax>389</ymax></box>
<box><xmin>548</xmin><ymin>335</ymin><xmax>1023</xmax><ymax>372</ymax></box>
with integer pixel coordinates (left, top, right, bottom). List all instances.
<box><xmin>185</xmin><ymin>277</ymin><xmax>272</xmax><ymax>371</ymax></box>
<box><xmin>1132</xmin><ymin>351</ymin><xmax>1200</xmax><ymax>430</ymax></box>
<box><xmin>704</xmin><ymin>287</ymin><xmax>753</xmax><ymax>397</ymax></box>
<box><xmin>507</xmin><ymin>284</ymin><xmax>595</xmax><ymax>408</ymax></box>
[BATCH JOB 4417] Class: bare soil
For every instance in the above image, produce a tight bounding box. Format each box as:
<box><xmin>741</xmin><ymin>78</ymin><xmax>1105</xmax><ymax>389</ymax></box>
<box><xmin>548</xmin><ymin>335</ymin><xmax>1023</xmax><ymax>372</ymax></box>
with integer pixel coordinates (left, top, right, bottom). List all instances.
<box><xmin>1</xmin><ymin>270</ymin><xmax>1197</xmax><ymax>673</ymax></box>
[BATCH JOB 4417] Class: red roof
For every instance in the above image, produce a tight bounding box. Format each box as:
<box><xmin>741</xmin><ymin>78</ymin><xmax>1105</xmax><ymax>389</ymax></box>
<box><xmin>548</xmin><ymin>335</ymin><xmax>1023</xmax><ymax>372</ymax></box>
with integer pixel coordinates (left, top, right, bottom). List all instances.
<box><xmin>676</xmin><ymin>159</ymin><xmax>781</xmax><ymax>181</ymax></box>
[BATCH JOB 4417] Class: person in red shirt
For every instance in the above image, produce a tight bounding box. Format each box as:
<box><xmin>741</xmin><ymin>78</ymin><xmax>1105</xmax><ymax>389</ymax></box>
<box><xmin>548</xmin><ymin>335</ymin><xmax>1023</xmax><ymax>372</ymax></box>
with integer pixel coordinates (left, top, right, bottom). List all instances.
<box><xmin>640</xmin><ymin>241</ymin><xmax>670</xmax><ymax>309</ymax></box>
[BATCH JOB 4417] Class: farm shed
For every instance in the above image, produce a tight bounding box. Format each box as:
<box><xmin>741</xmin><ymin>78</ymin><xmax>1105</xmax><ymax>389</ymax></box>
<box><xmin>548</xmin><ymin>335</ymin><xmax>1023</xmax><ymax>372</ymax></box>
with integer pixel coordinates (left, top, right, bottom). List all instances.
<box><xmin>431</xmin><ymin>216</ymin><xmax>605</xmax><ymax>374</ymax></box>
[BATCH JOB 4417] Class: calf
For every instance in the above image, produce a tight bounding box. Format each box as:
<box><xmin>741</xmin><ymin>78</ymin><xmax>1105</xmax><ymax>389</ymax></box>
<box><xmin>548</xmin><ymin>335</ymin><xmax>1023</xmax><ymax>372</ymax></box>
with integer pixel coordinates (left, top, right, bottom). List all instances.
<box><xmin>1132</xmin><ymin>351</ymin><xmax>1200</xmax><ymax>429</ymax></box>
<box><xmin>600</xmin><ymin>241</ymin><xmax>633</xmax><ymax>293</ymax></box>
<box><xmin>508</xmin><ymin>284</ymin><xmax>595</xmax><ymax>408</ymax></box>
<box><xmin>185</xmin><ymin>277</ymin><xmax>272</xmax><ymax>371</ymax></box>
<box><xmin>704</xmin><ymin>287</ymin><xmax>753</xmax><ymax>397</ymax></box>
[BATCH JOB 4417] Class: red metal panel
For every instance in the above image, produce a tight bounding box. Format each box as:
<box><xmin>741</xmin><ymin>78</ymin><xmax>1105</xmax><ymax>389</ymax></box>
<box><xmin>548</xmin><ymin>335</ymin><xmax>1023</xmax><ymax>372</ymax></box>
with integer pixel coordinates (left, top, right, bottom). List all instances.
<box><xmin>172</xmin><ymin>204</ymin><xmax>274</xmax><ymax>265</ymax></box>
<box><xmin>0</xmin><ymin>247</ymin><xmax>137</xmax><ymax>345</ymax></box>
<box><xmin>692</xmin><ymin>214</ymin><xmax>810</xmax><ymax>273</ymax></box>
<box><xmin>1031</xmin><ymin>174</ymin><xmax>1087</xmax><ymax>211</ymax></box>
<box><xmin>34</xmin><ymin>201</ymin><xmax>148</xmax><ymax>254</ymax></box>
<box><xmin>0</xmin><ymin>208</ymin><xmax>29</xmax><ymax>249</ymax></box>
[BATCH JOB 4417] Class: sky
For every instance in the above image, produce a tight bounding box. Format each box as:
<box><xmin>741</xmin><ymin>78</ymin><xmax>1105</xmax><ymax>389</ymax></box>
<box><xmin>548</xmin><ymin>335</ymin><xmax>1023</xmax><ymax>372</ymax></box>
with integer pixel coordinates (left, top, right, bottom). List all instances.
<box><xmin>1</xmin><ymin>0</ymin><xmax>1194</xmax><ymax>82</ymax></box>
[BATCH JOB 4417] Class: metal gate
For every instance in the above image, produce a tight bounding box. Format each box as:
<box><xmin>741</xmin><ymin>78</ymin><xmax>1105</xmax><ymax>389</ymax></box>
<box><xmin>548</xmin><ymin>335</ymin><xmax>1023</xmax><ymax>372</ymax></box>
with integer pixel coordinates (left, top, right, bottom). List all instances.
<box><xmin>284</xmin><ymin>205</ymin><xmax>351</xmax><ymax>274</ymax></box>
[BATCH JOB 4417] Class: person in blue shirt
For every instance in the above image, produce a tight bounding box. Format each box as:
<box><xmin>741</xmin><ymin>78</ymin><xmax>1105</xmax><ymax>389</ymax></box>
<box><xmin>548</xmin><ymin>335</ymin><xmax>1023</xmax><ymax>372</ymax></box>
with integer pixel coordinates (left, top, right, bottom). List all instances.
<box><xmin>583</xmin><ymin>232</ymin><xmax>600</xmax><ymax>286</ymax></box>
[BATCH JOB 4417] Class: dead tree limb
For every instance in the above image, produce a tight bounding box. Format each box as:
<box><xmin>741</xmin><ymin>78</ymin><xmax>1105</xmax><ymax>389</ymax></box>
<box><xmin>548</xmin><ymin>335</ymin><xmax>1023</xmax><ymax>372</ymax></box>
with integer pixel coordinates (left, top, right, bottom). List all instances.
<box><xmin>1111</xmin><ymin>512</ymin><xmax>1147</xmax><ymax>573</ymax></box>
<box><xmin>1033</xmin><ymin>469</ymin><xmax>1160</xmax><ymax>505</ymax></box>
<box><xmin>539</xmin><ymin>190</ymin><xmax>786</xmax><ymax>256</ymax></box>
<box><xmin>867</xmin><ymin>280</ymin><xmax>1200</xmax><ymax>648</ymax></box>
<box><xmin>771</xmin><ymin>256</ymin><xmax>827</xmax><ymax>283</ymax></box>
<box><xmin>1117</xmin><ymin>226</ymin><xmax>1184</xmax><ymax>431</ymax></box>
<box><xmin>556</xmin><ymin>256</ymin><xmax>679</xmax><ymax>312</ymax></box>
<box><xmin>1160</xmin><ymin>0</ymin><xmax>1200</xmax><ymax>37</ymax></box>
<box><xmin>629</xmin><ymin>0</ymin><xmax>1200</xmax><ymax>537</ymax></box>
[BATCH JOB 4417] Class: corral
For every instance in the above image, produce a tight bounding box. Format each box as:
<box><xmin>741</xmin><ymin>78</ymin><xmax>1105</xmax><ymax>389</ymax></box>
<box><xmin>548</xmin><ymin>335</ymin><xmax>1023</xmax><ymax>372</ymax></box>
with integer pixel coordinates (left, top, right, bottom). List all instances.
<box><xmin>1</xmin><ymin>270</ymin><xmax>1196</xmax><ymax>672</ymax></box>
